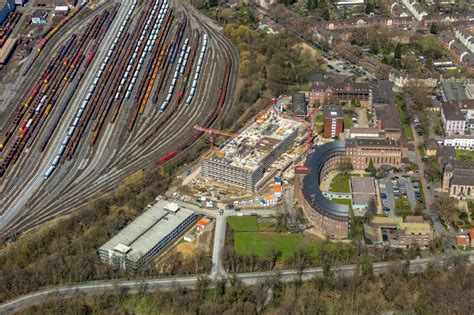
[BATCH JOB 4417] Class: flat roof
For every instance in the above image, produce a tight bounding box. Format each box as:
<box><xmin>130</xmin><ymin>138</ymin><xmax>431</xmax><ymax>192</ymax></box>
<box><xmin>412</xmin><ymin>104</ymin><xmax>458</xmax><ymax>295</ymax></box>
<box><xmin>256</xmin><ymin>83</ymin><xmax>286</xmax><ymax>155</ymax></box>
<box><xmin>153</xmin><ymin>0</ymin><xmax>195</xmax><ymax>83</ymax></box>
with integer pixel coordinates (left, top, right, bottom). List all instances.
<box><xmin>371</xmin><ymin>216</ymin><xmax>403</xmax><ymax>226</ymax></box>
<box><xmin>351</xmin><ymin>176</ymin><xmax>376</xmax><ymax>206</ymax></box>
<box><xmin>205</xmin><ymin>110</ymin><xmax>303</xmax><ymax>171</ymax></box>
<box><xmin>346</xmin><ymin>138</ymin><xmax>400</xmax><ymax>148</ymax></box>
<box><xmin>442</xmin><ymin>102</ymin><xmax>464</xmax><ymax>121</ymax></box>
<box><xmin>0</xmin><ymin>37</ymin><xmax>16</xmax><ymax>64</ymax></box>
<box><xmin>324</xmin><ymin>104</ymin><xmax>342</xmax><ymax>118</ymax></box>
<box><xmin>398</xmin><ymin>222</ymin><xmax>431</xmax><ymax>235</ymax></box>
<box><xmin>440</xmin><ymin>82</ymin><xmax>467</xmax><ymax>101</ymax></box>
<box><xmin>99</xmin><ymin>200</ymin><xmax>195</xmax><ymax>262</ymax></box>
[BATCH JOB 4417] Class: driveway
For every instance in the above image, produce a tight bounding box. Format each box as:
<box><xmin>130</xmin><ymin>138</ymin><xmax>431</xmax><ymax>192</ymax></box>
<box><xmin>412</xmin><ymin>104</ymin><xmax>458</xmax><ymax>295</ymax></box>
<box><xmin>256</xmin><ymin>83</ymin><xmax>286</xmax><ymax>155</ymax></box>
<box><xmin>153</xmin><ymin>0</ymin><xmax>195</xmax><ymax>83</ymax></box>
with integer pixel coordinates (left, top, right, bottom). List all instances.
<box><xmin>399</xmin><ymin>177</ymin><xmax>416</xmax><ymax>211</ymax></box>
<box><xmin>379</xmin><ymin>179</ymin><xmax>396</xmax><ymax>216</ymax></box>
<box><xmin>410</xmin><ymin>123</ymin><xmax>447</xmax><ymax>236</ymax></box>
<box><xmin>354</xmin><ymin>107</ymin><xmax>369</xmax><ymax>128</ymax></box>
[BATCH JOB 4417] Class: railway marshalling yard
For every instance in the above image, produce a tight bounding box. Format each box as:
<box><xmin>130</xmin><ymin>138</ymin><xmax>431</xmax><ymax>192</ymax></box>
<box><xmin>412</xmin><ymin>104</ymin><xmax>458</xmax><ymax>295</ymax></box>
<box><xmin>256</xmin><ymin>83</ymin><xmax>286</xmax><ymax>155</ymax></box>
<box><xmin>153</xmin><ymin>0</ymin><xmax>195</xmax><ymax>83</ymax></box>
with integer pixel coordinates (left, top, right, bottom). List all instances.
<box><xmin>0</xmin><ymin>0</ymin><xmax>238</xmax><ymax>238</ymax></box>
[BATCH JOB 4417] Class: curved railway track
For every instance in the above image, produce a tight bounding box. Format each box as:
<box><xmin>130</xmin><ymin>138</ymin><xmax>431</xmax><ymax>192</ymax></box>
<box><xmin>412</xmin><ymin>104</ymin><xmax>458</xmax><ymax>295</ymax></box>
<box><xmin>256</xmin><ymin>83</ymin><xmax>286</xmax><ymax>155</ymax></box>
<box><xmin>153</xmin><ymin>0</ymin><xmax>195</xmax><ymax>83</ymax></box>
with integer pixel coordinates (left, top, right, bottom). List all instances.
<box><xmin>0</xmin><ymin>0</ymin><xmax>239</xmax><ymax>239</ymax></box>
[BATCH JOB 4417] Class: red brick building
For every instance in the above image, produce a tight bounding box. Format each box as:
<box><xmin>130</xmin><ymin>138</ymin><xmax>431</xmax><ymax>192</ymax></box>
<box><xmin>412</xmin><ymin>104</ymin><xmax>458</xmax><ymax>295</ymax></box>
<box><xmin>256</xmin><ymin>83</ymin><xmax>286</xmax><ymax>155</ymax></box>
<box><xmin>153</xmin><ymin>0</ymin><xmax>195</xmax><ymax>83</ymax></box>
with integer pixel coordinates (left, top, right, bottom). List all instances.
<box><xmin>346</xmin><ymin>138</ymin><xmax>403</xmax><ymax>170</ymax></box>
<box><xmin>323</xmin><ymin>105</ymin><xmax>343</xmax><ymax>138</ymax></box>
<box><xmin>309</xmin><ymin>74</ymin><xmax>372</xmax><ymax>108</ymax></box>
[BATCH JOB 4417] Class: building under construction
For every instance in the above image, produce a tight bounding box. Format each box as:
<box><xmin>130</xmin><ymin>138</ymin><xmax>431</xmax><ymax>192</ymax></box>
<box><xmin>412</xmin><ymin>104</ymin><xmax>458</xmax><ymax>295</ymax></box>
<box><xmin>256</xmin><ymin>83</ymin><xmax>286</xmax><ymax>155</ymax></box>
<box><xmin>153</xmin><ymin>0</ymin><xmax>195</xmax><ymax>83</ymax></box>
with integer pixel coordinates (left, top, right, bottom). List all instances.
<box><xmin>201</xmin><ymin>109</ymin><xmax>306</xmax><ymax>192</ymax></box>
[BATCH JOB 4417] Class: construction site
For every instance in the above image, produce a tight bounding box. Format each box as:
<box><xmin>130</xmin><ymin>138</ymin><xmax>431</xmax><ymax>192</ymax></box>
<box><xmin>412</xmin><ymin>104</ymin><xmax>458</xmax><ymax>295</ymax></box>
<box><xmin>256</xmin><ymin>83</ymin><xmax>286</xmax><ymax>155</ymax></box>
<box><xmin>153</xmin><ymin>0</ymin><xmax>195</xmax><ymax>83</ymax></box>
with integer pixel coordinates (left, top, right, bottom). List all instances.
<box><xmin>177</xmin><ymin>103</ymin><xmax>312</xmax><ymax>207</ymax></box>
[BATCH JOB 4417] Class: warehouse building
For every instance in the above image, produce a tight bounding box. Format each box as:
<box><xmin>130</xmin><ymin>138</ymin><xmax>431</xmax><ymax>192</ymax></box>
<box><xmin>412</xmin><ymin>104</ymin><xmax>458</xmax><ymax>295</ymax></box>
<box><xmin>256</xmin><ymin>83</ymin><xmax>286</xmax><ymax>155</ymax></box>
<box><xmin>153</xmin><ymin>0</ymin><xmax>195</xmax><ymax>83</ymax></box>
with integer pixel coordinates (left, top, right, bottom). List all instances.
<box><xmin>0</xmin><ymin>36</ymin><xmax>16</xmax><ymax>66</ymax></box>
<box><xmin>98</xmin><ymin>200</ymin><xmax>197</xmax><ymax>270</ymax></box>
<box><xmin>0</xmin><ymin>0</ymin><xmax>15</xmax><ymax>24</ymax></box>
<box><xmin>202</xmin><ymin>109</ymin><xmax>304</xmax><ymax>192</ymax></box>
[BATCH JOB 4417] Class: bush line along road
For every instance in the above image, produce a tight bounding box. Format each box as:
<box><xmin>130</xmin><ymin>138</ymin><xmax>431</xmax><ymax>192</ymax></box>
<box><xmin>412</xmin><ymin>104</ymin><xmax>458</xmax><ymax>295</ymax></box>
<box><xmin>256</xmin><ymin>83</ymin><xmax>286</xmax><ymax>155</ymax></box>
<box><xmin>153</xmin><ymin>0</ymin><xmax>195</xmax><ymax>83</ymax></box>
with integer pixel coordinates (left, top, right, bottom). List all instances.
<box><xmin>0</xmin><ymin>0</ymin><xmax>239</xmax><ymax>238</ymax></box>
<box><xmin>0</xmin><ymin>255</ymin><xmax>472</xmax><ymax>314</ymax></box>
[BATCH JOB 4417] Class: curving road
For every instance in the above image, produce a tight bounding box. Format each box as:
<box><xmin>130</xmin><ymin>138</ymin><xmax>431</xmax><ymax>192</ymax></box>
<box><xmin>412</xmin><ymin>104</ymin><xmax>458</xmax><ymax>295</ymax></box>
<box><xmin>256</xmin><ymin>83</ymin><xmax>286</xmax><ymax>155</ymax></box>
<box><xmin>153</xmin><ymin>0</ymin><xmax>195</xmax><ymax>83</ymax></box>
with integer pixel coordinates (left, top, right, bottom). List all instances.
<box><xmin>0</xmin><ymin>255</ymin><xmax>471</xmax><ymax>314</ymax></box>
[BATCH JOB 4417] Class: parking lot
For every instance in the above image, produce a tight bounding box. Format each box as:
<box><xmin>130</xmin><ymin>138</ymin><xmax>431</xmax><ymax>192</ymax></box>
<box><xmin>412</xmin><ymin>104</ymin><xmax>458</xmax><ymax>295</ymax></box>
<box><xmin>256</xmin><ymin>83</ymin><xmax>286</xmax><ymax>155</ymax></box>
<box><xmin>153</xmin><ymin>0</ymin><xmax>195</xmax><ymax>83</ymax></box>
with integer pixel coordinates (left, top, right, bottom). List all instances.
<box><xmin>378</xmin><ymin>176</ymin><xmax>423</xmax><ymax>216</ymax></box>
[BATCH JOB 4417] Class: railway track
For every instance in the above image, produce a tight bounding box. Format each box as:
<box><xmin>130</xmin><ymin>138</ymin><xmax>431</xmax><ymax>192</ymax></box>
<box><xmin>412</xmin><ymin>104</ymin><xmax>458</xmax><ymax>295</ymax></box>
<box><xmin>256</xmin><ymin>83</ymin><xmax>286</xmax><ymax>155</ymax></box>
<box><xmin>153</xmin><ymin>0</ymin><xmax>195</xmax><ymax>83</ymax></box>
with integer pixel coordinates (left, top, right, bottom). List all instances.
<box><xmin>0</xmin><ymin>0</ymin><xmax>239</xmax><ymax>239</ymax></box>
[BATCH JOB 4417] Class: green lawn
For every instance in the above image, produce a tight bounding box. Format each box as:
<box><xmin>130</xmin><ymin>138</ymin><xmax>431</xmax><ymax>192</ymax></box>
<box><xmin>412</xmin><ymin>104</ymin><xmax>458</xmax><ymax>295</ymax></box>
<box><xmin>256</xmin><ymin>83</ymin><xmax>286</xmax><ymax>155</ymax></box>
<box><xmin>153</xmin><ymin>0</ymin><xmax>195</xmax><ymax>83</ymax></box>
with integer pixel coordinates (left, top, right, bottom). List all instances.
<box><xmin>329</xmin><ymin>174</ymin><xmax>351</xmax><ymax>193</ymax></box>
<box><xmin>343</xmin><ymin>114</ymin><xmax>353</xmax><ymax>129</ymax></box>
<box><xmin>227</xmin><ymin>216</ymin><xmax>277</xmax><ymax>232</ymax></box>
<box><xmin>455</xmin><ymin>150</ymin><xmax>474</xmax><ymax>161</ymax></box>
<box><xmin>396</xmin><ymin>94</ymin><xmax>414</xmax><ymax>141</ymax></box>
<box><xmin>395</xmin><ymin>198</ymin><xmax>412</xmax><ymax>217</ymax></box>
<box><xmin>418</xmin><ymin>144</ymin><xmax>426</xmax><ymax>158</ymax></box>
<box><xmin>331</xmin><ymin>198</ymin><xmax>352</xmax><ymax>210</ymax></box>
<box><xmin>257</xmin><ymin>220</ymin><xmax>277</xmax><ymax>231</ymax></box>
<box><xmin>314</xmin><ymin>114</ymin><xmax>324</xmax><ymax>134</ymax></box>
<box><xmin>233</xmin><ymin>232</ymin><xmax>325</xmax><ymax>261</ymax></box>
<box><xmin>227</xmin><ymin>216</ymin><xmax>258</xmax><ymax>232</ymax></box>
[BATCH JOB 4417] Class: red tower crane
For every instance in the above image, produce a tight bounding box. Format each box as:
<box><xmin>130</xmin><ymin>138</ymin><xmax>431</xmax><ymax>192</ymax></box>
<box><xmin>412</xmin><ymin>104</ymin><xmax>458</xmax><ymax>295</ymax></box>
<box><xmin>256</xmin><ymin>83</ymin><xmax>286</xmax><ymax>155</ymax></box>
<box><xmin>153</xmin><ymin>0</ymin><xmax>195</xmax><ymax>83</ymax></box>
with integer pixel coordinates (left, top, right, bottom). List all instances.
<box><xmin>194</xmin><ymin>125</ymin><xmax>239</xmax><ymax>148</ymax></box>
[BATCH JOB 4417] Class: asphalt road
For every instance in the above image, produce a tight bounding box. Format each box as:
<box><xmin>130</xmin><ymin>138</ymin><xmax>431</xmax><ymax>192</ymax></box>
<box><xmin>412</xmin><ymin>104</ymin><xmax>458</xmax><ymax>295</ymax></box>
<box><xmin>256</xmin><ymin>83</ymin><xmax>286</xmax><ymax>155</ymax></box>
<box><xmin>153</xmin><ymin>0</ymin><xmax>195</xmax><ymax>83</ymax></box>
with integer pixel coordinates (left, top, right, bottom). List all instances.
<box><xmin>411</xmin><ymin>123</ymin><xmax>447</xmax><ymax>236</ymax></box>
<box><xmin>175</xmin><ymin>200</ymin><xmax>277</xmax><ymax>277</ymax></box>
<box><xmin>1</xmin><ymin>254</ymin><xmax>471</xmax><ymax>314</ymax></box>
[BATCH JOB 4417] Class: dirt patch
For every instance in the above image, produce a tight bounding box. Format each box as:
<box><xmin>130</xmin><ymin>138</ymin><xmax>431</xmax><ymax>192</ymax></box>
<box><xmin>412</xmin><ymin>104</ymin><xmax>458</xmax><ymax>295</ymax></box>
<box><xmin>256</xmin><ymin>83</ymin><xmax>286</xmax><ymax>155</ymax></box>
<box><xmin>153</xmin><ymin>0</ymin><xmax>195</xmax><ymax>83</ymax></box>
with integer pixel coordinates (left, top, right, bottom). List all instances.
<box><xmin>174</xmin><ymin>220</ymin><xmax>215</xmax><ymax>260</ymax></box>
<box><xmin>175</xmin><ymin>241</ymin><xmax>197</xmax><ymax>260</ymax></box>
<box><xmin>294</xmin><ymin>42</ymin><xmax>322</xmax><ymax>59</ymax></box>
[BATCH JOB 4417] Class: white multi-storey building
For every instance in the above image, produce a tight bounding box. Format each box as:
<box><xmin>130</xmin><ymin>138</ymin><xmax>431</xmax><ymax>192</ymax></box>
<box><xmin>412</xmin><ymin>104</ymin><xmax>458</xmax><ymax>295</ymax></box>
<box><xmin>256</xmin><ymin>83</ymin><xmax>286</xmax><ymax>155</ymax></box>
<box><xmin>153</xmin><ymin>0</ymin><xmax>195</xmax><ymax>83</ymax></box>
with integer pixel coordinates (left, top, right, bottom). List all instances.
<box><xmin>455</xmin><ymin>28</ymin><xmax>474</xmax><ymax>54</ymax></box>
<box><xmin>202</xmin><ymin>110</ymin><xmax>304</xmax><ymax>192</ymax></box>
<box><xmin>444</xmin><ymin>135</ymin><xmax>474</xmax><ymax>150</ymax></box>
<box><xmin>401</xmin><ymin>0</ymin><xmax>428</xmax><ymax>21</ymax></box>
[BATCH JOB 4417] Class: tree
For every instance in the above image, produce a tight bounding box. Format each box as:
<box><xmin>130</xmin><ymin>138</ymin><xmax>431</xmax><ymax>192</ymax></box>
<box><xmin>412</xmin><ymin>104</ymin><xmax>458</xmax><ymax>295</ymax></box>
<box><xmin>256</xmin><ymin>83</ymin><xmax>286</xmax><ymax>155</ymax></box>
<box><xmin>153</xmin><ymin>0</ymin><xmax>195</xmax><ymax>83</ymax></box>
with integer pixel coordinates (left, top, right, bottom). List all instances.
<box><xmin>430</xmin><ymin>23</ymin><xmax>439</xmax><ymax>34</ymax></box>
<box><xmin>432</xmin><ymin>194</ymin><xmax>458</xmax><ymax>227</ymax></box>
<box><xmin>207</xmin><ymin>0</ymin><xmax>218</xmax><ymax>8</ymax></box>
<box><xmin>365</xmin><ymin>2</ymin><xmax>374</xmax><ymax>14</ymax></box>
<box><xmin>365</xmin><ymin>198</ymin><xmax>377</xmax><ymax>221</ymax></box>
<box><xmin>278</xmin><ymin>0</ymin><xmax>296</xmax><ymax>6</ymax></box>
<box><xmin>404</xmin><ymin>82</ymin><xmax>430</xmax><ymax>114</ymax></box>
<box><xmin>323</xmin><ymin>259</ymin><xmax>334</xmax><ymax>278</ymax></box>
<box><xmin>358</xmin><ymin>258</ymin><xmax>373</xmax><ymax>278</ymax></box>
<box><xmin>322</xmin><ymin>8</ymin><xmax>330</xmax><ymax>21</ymax></box>
<box><xmin>338</xmin><ymin>157</ymin><xmax>353</xmax><ymax>177</ymax></box>
<box><xmin>366</xmin><ymin>159</ymin><xmax>376</xmax><ymax>176</ymax></box>
<box><xmin>306</xmin><ymin>0</ymin><xmax>319</xmax><ymax>10</ymax></box>
<box><xmin>394</xmin><ymin>43</ymin><xmax>402</xmax><ymax>59</ymax></box>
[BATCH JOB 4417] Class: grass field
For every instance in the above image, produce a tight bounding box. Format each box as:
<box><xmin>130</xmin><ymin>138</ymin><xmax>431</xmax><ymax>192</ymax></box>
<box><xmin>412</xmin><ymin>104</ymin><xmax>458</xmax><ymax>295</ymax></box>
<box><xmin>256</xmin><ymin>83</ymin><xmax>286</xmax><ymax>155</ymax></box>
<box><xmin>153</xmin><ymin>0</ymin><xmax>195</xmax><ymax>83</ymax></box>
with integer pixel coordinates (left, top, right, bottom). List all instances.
<box><xmin>418</xmin><ymin>144</ymin><xmax>426</xmax><ymax>158</ymax></box>
<box><xmin>343</xmin><ymin>113</ymin><xmax>353</xmax><ymax>129</ymax></box>
<box><xmin>227</xmin><ymin>216</ymin><xmax>258</xmax><ymax>232</ymax></box>
<box><xmin>233</xmin><ymin>232</ymin><xmax>324</xmax><ymax>261</ymax></box>
<box><xmin>396</xmin><ymin>94</ymin><xmax>414</xmax><ymax>141</ymax></box>
<box><xmin>395</xmin><ymin>198</ymin><xmax>412</xmax><ymax>217</ymax></box>
<box><xmin>227</xmin><ymin>216</ymin><xmax>277</xmax><ymax>232</ymax></box>
<box><xmin>314</xmin><ymin>114</ymin><xmax>324</xmax><ymax>134</ymax></box>
<box><xmin>456</xmin><ymin>150</ymin><xmax>474</xmax><ymax>161</ymax></box>
<box><xmin>329</xmin><ymin>174</ymin><xmax>351</xmax><ymax>193</ymax></box>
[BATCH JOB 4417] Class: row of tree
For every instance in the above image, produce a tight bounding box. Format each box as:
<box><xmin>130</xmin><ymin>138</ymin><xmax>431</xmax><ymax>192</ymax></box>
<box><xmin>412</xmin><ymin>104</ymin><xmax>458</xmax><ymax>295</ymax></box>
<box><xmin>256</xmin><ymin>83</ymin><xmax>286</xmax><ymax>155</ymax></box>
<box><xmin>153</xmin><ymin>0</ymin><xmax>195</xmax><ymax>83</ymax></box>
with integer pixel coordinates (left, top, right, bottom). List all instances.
<box><xmin>0</xmin><ymin>162</ymin><xmax>212</xmax><ymax>303</ymax></box>
<box><xmin>23</xmin><ymin>261</ymin><xmax>473</xmax><ymax>314</ymax></box>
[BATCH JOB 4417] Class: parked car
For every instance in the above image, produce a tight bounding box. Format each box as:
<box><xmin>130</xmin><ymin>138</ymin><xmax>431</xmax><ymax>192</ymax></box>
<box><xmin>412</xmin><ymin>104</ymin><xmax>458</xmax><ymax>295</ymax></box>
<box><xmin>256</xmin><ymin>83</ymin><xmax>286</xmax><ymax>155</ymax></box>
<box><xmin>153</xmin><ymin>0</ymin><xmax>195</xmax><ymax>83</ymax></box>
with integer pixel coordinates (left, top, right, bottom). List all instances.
<box><xmin>381</xmin><ymin>193</ymin><xmax>387</xmax><ymax>199</ymax></box>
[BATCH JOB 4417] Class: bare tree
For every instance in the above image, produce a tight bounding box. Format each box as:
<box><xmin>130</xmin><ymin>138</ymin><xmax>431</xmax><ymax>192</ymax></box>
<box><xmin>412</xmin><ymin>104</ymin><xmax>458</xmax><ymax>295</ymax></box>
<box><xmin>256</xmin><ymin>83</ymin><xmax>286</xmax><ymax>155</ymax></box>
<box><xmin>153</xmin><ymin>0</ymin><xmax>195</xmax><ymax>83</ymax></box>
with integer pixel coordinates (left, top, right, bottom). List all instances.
<box><xmin>338</xmin><ymin>157</ymin><xmax>353</xmax><ymax>177</ymax></box>
<box><xmin>431</xmin><ymin>194</ymin><xmax>458</xmax><ymax>227</ymax></box>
